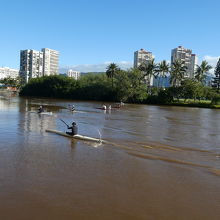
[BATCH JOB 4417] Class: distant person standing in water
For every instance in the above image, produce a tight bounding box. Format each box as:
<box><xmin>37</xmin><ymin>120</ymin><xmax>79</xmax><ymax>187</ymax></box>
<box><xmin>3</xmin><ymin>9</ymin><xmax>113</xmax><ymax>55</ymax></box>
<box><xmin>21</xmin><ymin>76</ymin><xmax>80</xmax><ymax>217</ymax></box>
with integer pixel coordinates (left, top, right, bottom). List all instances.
<box><xmin>66</xmin><ymin>122</ymin><xmax>78</xmax><ymax>135</ymax></box>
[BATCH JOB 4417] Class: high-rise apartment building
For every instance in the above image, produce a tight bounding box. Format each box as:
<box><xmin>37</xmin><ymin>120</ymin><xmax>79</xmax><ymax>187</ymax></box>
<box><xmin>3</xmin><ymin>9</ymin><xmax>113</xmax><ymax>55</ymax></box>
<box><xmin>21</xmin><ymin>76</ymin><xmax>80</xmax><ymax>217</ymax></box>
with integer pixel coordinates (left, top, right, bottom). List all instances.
<box><xmin>171</xmin><ymin>46</ymin><xmax>198</xmax><ymax>78</ymax></box>
<box><xmin>0</xmin><ymin>67</ymin><xmax>19</xmax><ymax>79</ymax></box>
<box><xmin>19</xmin><ymin>50</ymin><xmax>43</xmax><ymax>83</ymax></box>
<box><xmin>19</xmin><ymin>48</ymin><xmax>59</xmax><ymax>83</ymax></box>
<box><xmin>42</xmin><ymin>48</ymin><xmax>59</xmax><ymax>76</ymax></box>
<box><xmin>134</xmin><ymin>48</ymin><xmax>154</xmax><ymax>86</ymax></box>
<box><xmin>134</xmin><ymin>48</ymin><xmax>153</xmax><ymax>68</ymax></box>
<box><xmin>190</xmin><ymin>54</ymin><xmax>198</xmax><ymax>77</ymax></box>
<box><xmin>67</xmin><ymin>69</ymin><xmax>80</xmax><ymax>80</ymax></box>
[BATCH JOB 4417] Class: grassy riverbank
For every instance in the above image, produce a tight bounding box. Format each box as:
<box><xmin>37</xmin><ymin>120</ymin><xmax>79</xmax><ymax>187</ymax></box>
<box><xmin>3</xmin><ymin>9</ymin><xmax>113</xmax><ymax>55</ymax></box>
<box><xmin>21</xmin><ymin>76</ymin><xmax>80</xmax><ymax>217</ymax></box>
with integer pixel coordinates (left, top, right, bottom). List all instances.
<box><xmin>164</xmin><ymin>99</ymin><xmax>220</xmax><ymax>109</ymax></box>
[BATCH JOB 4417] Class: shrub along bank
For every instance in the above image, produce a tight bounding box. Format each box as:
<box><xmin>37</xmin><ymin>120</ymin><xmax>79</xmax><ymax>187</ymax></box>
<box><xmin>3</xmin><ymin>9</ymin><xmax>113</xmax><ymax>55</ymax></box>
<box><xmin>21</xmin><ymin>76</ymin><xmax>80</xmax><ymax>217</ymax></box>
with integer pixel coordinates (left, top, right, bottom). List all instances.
<box><xmin>19</xmin><ymin>72</ymin><xmax>220</xmax><ymax>108</ymax></box>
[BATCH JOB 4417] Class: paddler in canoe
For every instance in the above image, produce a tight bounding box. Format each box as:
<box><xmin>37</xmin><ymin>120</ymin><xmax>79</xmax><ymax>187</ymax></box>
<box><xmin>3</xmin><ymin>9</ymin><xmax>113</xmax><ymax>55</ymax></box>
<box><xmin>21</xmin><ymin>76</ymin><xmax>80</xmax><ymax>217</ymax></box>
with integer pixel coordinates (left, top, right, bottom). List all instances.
<box><xmin>66</xmin><ymin>121</ymin><xmax>78</xmax><ymax>135</ymax></box>
<box><xmin>96</xmin><ymin>104</ymin><xmax>107</xmax><ymax>110</ymax></box>
<box><xmin>71</xmin><ymin>105</ymin><xmax>76</xmax><ymax>112</ymax></box>
<box><xmin>68</xmin><ymin>104</ymin><xmax>76</xmax><ymax>112</ymax></box>
<box><xmin>102</xmin><ymin>104</ymin><xmax>107</xmax><ymax>110</ymax></box>
<box><xmin>38</xmin><ymin>105</ymin><xmax>44</xmax><ymax>113</ymax></box>
<box><xmin>112</xmin><ymin>101</ymin><xmax>125</xmax><ymax>108</ymax></box>
<box><xmin>120</xmin><ymin>101</ymin><xmax>125</xmax><ymax>106</ymax></box>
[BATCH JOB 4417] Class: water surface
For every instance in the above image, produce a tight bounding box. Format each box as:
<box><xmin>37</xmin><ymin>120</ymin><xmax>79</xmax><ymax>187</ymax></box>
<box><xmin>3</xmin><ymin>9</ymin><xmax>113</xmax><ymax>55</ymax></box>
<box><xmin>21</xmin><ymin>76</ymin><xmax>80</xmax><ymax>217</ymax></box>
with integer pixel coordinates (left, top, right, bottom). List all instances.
<box><xmin>0</xmin><ymin>92</ymin><xmax>220</xmax><ymax>219</ymax></box>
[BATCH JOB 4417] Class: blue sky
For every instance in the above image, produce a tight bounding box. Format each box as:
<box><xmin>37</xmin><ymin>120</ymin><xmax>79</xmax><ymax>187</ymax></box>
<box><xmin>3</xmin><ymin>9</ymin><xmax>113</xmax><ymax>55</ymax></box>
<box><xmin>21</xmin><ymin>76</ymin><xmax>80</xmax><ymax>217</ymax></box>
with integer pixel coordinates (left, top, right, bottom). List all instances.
<box><xmin>0</xmin><ymin>0</ymin><xmax>220</xmax><ymax>72</ymax></box>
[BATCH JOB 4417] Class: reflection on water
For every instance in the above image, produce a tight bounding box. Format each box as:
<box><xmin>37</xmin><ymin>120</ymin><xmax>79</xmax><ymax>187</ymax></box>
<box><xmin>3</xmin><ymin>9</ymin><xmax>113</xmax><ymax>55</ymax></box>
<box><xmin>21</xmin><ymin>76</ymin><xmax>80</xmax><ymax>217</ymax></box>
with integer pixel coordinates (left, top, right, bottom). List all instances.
<box><xmin>0</xmin><ymin>92</ymin><xmax>220</xmax><ymax>220</ymax></box>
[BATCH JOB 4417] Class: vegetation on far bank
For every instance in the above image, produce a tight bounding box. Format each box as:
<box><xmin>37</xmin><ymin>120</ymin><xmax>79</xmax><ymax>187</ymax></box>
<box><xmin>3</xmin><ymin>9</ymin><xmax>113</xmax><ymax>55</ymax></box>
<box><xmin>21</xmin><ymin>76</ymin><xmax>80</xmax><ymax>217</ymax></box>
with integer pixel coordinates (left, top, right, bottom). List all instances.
<box><xmin>1</xmin><ymin>58</ymin><xmax>219</xmax><ymax>109</ymax></box>
<box><xmin>18</xmin><ymin>60</ymin><xmax>220</xmax><ymax>108</ymax></box>
<box><xmin>0</xmin><ymin>77</ymin><xmax>22</xmax><ymax>89</ymax></box>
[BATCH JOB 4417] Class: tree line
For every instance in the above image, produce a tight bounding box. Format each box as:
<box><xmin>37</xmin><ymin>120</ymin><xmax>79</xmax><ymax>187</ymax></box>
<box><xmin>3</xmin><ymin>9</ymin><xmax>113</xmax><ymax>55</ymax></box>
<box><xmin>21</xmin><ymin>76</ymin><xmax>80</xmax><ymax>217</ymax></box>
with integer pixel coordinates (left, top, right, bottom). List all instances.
<box><xmin>0</xmin><ymin>77</ymin><xmax>22</xmax><ymax>89</ymax></box>
<box><xmin>15</xmin><ymin>58</ymin><xmax>220</xmax><ymax>107</ymax></box>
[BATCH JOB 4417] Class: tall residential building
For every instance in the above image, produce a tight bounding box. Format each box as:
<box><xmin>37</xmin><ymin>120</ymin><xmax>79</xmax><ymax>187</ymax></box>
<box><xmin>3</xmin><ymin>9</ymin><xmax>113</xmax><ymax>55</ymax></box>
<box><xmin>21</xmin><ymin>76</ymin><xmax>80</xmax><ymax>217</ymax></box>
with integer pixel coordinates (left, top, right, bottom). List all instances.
<box><xmin>134</xmin><ymin>48</ymin><xmax>153</xmax><ymax>68</ymax></box>
<box><xmin>171</xmin><ymin>46</ymin><xmax>198</xmax><ymax>78</ymax></box>
<box><xmin>134</xmin><ymin>48</ymin><xmax>154</xmax><ymax>86</ymax></box>
<box><xmin>19</xmin><ymin>50</ymin><xmax>43</xmax><ymax>83</ymax></box>
<box><xmin>190</xmin><ymin>54</ymin><xmax>198</xmax><ymax>76</ymax></box>
<box><xmin>0</xmin><ymin>67</ymin><xmax>19</xmax><ymax>79</ymax></box>
<box><xmin>67</xmin><ymin>69</ymin><xmax>80</xmax><ymax>80</ymax></box>
<box><xmin>41</xmin><ymin>48</ymin><xmax>59</xmax><ymax>76</ymax></box>
<box><xmin>19</xmin><ymin>48</ymin><xmax>59</xmax><ymax>83</ymax></box>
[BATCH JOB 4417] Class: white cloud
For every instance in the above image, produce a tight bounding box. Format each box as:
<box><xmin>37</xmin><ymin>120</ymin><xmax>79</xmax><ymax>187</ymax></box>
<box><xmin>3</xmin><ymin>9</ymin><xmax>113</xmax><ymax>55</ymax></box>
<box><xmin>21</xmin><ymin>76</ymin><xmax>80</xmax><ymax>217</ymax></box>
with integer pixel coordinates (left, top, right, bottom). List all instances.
<box><xmin>59</xmin><ymin>61</ymin><xmax>133</xmax><ymax>73</ymax></box>
<box><xmin>203</xmin><ymin>55</ymin><xmax>220</xmax><ymax>67</ymax></box>
<box><xmin>120</xmin><ymin>61</ymin><xmax>130</xmax><ymax>64</ymax></box>
<box><xmin>202</xmin><ymin>55</ymin><xmax>220</xmax><ymax>74</ymax></box>
<box><xmin>103</xmin><ymin>61</ymin><xmax>112</xmax><ymax>65</ymax></box>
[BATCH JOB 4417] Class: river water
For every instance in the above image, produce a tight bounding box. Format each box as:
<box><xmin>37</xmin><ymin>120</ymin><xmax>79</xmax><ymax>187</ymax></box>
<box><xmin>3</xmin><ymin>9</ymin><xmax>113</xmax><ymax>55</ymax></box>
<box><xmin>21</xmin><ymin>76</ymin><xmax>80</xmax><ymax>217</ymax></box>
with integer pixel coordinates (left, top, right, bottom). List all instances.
<box><xmin>0</xmin><ymin>91</ymin><xmax>220</xmax><ymax>220</ymax></box>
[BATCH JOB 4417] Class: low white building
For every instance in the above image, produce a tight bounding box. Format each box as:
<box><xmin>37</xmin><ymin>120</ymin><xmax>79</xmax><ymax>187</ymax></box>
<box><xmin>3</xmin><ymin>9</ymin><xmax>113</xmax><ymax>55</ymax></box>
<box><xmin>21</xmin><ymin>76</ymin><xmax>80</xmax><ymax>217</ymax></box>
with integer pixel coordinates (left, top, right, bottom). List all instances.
<box><xmin>0</xmin><ymin>67</ymin><xmax>19</xmax><ymax>79</ymax></box>
<box><xmin>67</xmin><ymin>69</ymin><xmax>80</xmax><ymax>80</ymax></box>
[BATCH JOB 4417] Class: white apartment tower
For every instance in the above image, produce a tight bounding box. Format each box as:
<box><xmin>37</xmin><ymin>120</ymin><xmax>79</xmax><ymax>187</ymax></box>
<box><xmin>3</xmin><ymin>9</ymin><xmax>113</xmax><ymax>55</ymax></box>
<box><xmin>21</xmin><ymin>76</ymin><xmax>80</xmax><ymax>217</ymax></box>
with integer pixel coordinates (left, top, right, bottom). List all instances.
<box><xmin>171</xmin><ymin>46</ymin><xmax>198</xmax><ymax>78</ymax></box>
<box><xmin>190</xmin><ymin>54</ymin><xmax>198</xmax><ymax>77</ymax></box>
<box><xmin>42</xmin><ymin>48</ymin><xmax>59</xmax><ymax>76</ymax></box>
<box><xmin>134</xmin><ymin>48</ymin><xmax>154</xmax><ymax>86</ymax></box>
<box><xmin>134</xmin><ymin>48</ymin><xmax>153</xmax><ymax>68</ymax></box>
<box><xmin>67</xmin><ymin>69</ymin><xmax>80</xmax><ymax>80</ymax></box>
<box><xmin>20</xmin><ymin>48</ymin><xmax>59</xmax><ymax>83</ymax></box>
<box><xmin>19</xmin><ymin>50</ymin><xmax>43</xmax><ymax>83</ymax></box>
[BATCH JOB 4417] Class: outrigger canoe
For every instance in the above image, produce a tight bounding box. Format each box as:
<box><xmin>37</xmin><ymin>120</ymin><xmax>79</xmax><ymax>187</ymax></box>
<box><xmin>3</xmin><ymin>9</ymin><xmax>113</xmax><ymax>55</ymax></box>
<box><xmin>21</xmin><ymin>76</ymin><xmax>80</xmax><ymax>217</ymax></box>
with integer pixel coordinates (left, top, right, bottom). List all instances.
<box><xmin>96</xmin><ymin>106</ymin><xmax>121</xmax><ymax>110</ymax></box>
<box><xmin>29</xmin><ymin>111</ymin><xmax>53</xmax><ymax>115</ymax></box>
<box><xmin>96</xmin><ymin>107</ymin><xmax>107</xmax><ymax>110</ymax></box>
<box><xmin>39</xmin><ymin>112</ymin><xmax>53</xmax><ymax>115</ymax></box>
<box><xmin>46</xmin><ymin>129</ymin><xmax>106</xmax><ymax>143</ymax></box>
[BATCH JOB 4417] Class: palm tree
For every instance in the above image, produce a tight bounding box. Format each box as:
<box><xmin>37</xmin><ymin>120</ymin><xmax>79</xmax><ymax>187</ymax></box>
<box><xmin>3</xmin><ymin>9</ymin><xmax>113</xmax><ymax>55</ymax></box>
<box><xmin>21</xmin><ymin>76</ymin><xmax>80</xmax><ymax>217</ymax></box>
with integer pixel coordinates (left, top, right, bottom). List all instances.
<box><xmin>106</xmin><ymin>63</ymin><xmax>120</xmax><ymax>88</ymax></box>
<box><xmin>170</xmin><ymin>60</ymin><xmax>187</xmax><ymax>87</ymax></box>
<box><xmin>157</xmin><ymin>60</ymin><xmax>170</xmax><ymax>87</ymax></box>
<box><xmin>195</xmin><ymin>60</ymin><xmax>212</xmax><ymax>83</ymax></box>
<box><xmin>138</xmin><ymin>59</ymin><xmax>157</xmax><ymax>89</ymax></box>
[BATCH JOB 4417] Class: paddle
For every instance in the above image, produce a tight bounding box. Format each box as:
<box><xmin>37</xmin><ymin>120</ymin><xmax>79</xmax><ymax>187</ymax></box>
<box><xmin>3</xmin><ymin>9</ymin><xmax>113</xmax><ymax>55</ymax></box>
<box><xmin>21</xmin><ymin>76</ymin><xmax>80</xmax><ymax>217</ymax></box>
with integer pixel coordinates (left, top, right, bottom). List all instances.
<box><xmin>60</xmin><ymin>119</ymin><xmax>69</xmax><ymax>128</ymax></box>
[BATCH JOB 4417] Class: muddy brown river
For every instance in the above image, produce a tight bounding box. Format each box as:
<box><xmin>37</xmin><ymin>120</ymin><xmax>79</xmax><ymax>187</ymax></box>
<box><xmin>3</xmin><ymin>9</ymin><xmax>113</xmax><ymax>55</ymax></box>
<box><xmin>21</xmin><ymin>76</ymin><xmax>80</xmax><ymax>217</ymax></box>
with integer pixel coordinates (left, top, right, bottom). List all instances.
<box><xmin>0</xmin><ymin>91</ymin><xmax>220</xmax><ymax>219</ymax></box>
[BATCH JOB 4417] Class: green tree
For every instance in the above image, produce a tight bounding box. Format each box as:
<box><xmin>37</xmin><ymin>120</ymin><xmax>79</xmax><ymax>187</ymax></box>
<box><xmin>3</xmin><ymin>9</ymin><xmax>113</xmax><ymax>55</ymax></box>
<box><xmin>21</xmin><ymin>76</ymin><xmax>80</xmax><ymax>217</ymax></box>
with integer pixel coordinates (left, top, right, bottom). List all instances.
<box><xmin>127</xmin><ymin>68</ymin><xmax>148</xmax><ymax>102</ymax></box>
<box><xmin>0</xmin><ymin>76</ymin><xmax>22</xmax><ymax>89</ymax></box>
<box><xmin>114</xmin><ymin>68</ymin><xmax>147</xmax><ymax>102</ymax></box>
<box><xmin>114</xmin><ymin>70</ymin><xmax>132</xmax><ymax>101</ymax></box>
<box><xmin>106</xmin><ymin>63</ymin><xmax>120</xmax><ymax>88</ymax></box>
<box><xmin>203</xmin><ymin>87</ymin><xmax>218</xmax><ymax>100</ymax></box>
<box><xmin>75</xmin><ymin>73</ymin><xmax>113</xmax><ymax>101</ymax></box>
<box><xmin>170</xmin><ymin>59</ymin><xmax>187</xmax><ymax>87</ymax></box>
<box><xmin>20</xmin><ymin>75</ymin><xmax>75</xmax><ymax>97</ymax></box>
<box><xmin>195</xmin><ymin>60</ymin><xmax>212</xmax><ymax>83</ymax></box>
<box><xmin>181</xmin><ymin>79</ymin><xmax>204</xmax><ymax>101</ymax></box>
